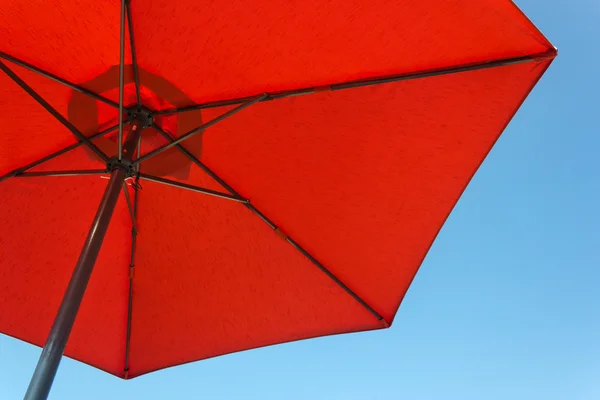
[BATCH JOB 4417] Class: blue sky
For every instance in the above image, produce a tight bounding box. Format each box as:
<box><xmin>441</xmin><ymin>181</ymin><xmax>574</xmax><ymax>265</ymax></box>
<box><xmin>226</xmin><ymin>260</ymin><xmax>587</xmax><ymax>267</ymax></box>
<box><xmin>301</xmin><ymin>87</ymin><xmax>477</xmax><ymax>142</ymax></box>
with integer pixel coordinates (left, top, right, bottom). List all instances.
<box><xmin>1</xmin><ymin>1</ymin><xmax>598</xmax><ymax>399</ymax></box>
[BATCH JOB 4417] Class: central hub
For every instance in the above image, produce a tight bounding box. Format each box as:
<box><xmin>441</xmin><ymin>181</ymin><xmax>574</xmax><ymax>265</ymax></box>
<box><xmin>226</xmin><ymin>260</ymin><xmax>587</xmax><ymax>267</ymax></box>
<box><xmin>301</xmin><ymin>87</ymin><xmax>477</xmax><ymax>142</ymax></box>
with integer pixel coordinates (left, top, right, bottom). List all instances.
<box><xmin>126</xmin><ymin>106</ymin><xmax>154</xmax><ymax>128</ymax></box>
<box><xmin>69</xmin><ymin>64</ymin><xmax>205</xmax><ymax>179</ymax></box>
<box><xmin>106</xmin><ymin>117</ymin><xmax>145</xmax><ymax>176</ymax></box>
<box><xmin>106</xmin><ymin>156</ymin><xmax>136</xmax><ymax>177</ymax></box>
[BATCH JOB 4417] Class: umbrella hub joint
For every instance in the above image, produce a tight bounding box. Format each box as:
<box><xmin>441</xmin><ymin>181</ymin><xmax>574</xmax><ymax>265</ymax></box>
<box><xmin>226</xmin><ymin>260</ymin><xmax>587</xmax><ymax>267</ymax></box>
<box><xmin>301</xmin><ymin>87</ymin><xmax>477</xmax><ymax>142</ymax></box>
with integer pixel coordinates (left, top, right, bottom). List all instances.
<box><xmin>126</xmin><ymin>106</ymin><xmax>153</xmax><ymax>129</ymax></box>
<box><xmin>106</xmin><ymin>156</ymin><xmax>136</xmax><ymax>177</ymax></box>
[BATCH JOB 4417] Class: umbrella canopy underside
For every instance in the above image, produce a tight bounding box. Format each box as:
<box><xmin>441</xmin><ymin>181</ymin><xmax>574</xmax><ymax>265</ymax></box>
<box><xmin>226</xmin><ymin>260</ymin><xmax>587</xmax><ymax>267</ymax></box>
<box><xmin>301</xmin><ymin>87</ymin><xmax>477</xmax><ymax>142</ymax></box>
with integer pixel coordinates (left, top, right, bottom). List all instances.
<box><xmin>0</xmin><ymin>0</ymin><xmax>555</xmax><ymax>378</ymax></box>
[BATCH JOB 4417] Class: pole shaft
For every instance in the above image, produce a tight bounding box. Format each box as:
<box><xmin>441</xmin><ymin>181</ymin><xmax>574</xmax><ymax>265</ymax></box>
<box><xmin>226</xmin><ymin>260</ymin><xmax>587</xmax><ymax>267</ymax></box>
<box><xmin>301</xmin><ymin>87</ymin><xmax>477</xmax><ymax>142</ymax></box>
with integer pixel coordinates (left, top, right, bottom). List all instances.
<box><xmin>23</xmin><ymin>168</ymin><xmax>125</xmax><ymax>400</ymax></box>
<box><xmin>24</xmin><ymin>122</ymin><xmax>142</xmax><ymax>400</ymax></box>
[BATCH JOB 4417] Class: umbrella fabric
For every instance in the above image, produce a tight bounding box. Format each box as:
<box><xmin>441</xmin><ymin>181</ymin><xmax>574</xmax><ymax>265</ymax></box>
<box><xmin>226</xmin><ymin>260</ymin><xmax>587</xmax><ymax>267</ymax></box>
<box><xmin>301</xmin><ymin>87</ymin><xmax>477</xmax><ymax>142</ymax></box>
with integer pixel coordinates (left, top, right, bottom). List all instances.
<box><xmin>0</xmin><ymin>0</ymin><xmax>555</xmax><ymax>379</ymax></box>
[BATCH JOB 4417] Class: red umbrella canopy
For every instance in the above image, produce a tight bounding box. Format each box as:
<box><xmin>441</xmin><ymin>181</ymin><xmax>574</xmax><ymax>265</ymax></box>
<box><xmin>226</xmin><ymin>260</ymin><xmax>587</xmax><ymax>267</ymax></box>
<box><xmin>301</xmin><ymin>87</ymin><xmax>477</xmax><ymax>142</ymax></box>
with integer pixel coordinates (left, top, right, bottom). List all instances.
<box><xmin>0</xmin><ymin>0</ymin><xmax>555</xmax><ymax>379</ymax></box>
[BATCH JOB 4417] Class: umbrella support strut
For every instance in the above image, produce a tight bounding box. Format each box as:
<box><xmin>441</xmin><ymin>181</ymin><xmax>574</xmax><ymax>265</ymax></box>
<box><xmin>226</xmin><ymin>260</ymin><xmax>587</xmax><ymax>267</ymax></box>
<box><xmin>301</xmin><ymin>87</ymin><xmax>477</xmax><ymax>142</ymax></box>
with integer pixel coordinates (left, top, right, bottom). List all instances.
<box><xmin>24</xmin><ymin>122</ymin><xmax>142</xmax><ymax>400</ymax></box>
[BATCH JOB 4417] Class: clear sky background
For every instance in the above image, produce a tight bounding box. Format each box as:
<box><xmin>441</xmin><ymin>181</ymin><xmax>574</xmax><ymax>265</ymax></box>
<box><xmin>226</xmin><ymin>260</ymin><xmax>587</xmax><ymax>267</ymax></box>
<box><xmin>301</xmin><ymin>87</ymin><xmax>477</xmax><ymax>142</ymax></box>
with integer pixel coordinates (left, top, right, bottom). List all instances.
<box><xmin>1</xmin><ymin>1</ymin><xmax>598</xmax><ymax>399</ymax></box>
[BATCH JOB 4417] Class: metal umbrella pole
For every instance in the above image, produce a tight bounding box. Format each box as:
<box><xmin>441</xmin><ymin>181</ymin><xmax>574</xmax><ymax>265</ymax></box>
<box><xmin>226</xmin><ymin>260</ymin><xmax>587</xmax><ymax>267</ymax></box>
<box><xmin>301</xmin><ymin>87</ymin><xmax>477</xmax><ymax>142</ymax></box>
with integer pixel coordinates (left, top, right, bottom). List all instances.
<box><xmin>24</xmin><ymin>121</ymin><xmax>142</xmax><ymax>400</ymax></box>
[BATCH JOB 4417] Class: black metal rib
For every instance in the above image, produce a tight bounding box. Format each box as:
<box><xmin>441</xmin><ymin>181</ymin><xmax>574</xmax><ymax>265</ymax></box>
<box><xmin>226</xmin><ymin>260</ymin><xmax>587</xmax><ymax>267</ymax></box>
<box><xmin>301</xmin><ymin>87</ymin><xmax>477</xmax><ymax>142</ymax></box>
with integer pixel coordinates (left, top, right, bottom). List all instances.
<box><xmin>15</xmin><ymin>169</ymin><xmax>107</xmax><ymax>178</ymax></box>
<box><xmin>123</xmin><ymin>172</ymin><xmax>139</xmax><ymax>379</ymax></box>
<box><xmin>139</xmin><ymin>174</ymin><xmax>248</xmax><ymax>203</ymax></box>
<box><xmin>284</xmin><ymin>237</ymin><xmax>384</xmax><ymax>320</ymax></box>
<box><xmin>0</xmin><ymin>52</ymin><xmax>119</xmax><ymax>108</ymax></box>
<box><xmin>152</xmin><ymin>94</ymin><xmax>274</xmax><ymax>116</ymax></box>
<box><xmin>150</xmin><ymin>126</ymin><xmax>386</xmax><ymax>324</ymax></box>
<box><xmin>0</xmin><ymin>60</ymin><xmax>110</xmax><ymax>163</ymax></box>
<box><xmin>136</xmin><ymin>134</ymin><xmax>141</xmax><ymax>173</ymax></box>
<box><xmin>118</xmin><ymin>0</ymin><xmax>127</xmax><ymax>160</ymax></box>
<box><xmin>122</xmin><ymin>183</ymin><xmax>137</xmax><ymax>231</ymax></box>
<box><xmin>134</xmin><ymin>94</ymin><xmax>266</xmax><ymax>165</ymax></box>
<box><xmin>0</xmin><ymin>124</ymin><xmax>120</xmax><ymax>184</ymax></box>
<box><xmin>125</xmin><ymin>1</ymin><xmax>141</xmax><ymax>107</ymax></box>
<box><xmin>152</xmin><ymin>53</ymin><xmax>542</xmax><ymax>116</ymax></box>
<box><xmin>151</xmin><ymin>123</ymin><xmax>278</xmax><ymax>228</ymax></box>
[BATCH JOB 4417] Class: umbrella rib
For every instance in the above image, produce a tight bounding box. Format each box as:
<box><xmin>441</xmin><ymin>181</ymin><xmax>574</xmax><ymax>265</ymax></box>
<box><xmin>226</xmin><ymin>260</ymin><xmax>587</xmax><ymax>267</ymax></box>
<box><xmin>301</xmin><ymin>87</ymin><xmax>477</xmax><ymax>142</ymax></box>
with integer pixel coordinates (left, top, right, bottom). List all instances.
<box><xmin>150</xmin><ymin>123</ymin><xmax>251</xmax><ymax>199</ymax></box>
<box><xmin>118</xmin><ymin>0</ymin><xmax>127</xmax><ymax>160</ymax></box>
<box><xmin>125</xmin><ymin>0</ymin><xmax>142</xmax><ymax>107</ymax></box>
<box><xmin>123</xmin><ymin>170</ymin><xmax>139</xmax><ymax>379</ymax></box>
<box><xmin>122</xmin><ymin>183</ymin><xmax>137</xmax><ymax>231</ymax></box>
<box><xmin>0</xmin><ymin>123</ymin><xmax>120</xmax><ymax>184</ymax></box>
<box><xmin>150</xmin><ymin>126</ymin><xmax>387</xmax><ymax>325</ymax></box>
<box><xmin>0</xmin><ymin>60</ymin><xmax>110</xmax><ymax>163</ymax></box>
<box><xmin>139</xmin><ymin>173</ymin><xmax>249</xmax><ymax>203</ymax></box>
<box><xmin>133</xmin><ymin>94</ymin><xmax>267</xmax><ymax>166</ymax></box>
<box><xmin>152</xmin><ymin>51</ymin><xmax>553</xmax><ymax>116</ymax></box>
<box><xmin>14</xmin><ymin>169</ymin><xmax>108</xmax><ymax>178</ymax></box>
<box><xmin>0</xmin><ymin>52</ymin><xmax>119</xmax><ymax>108</ymax></box>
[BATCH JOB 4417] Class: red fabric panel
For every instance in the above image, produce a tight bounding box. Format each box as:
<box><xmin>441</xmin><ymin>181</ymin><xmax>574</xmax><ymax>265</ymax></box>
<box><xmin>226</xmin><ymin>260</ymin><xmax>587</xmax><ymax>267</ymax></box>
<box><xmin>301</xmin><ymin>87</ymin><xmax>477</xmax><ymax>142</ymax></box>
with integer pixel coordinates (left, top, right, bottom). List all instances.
<box><xmin>130</xmin><ymin>179</ymin><xmax>381</xmax><ymax>377</ymax></box>
<box><xmin>0</xmin><ymin>61</ymin><xmax>77</xmax><ymax>176</ymax></box>
<box><xmin>198</xmin><ymin>61</ymin><xmax>551</xmax><ymax>323</ymax></box>
<box><xmin>0</xmin><ymin>0</ymin><xmax>123</xmax><ymax>174</ymax></box>
<box><xmin>0</xmin><ymin>172</ymin><xmax>131</xmax><ymax>375</ymax></box>
<box><xmin>131</xmin><ymin>0</ymin><xmax>551</xmax><ymax>104</ymax></box>
<box><xmin>0</xmin><ymin>0</ymin><xmax>120</xmax><ymax>83</ymax></box>
<box><xmin>0</xmin><ymin>59</ymin><xmax>118</xmax><ymax>175</ymax></box>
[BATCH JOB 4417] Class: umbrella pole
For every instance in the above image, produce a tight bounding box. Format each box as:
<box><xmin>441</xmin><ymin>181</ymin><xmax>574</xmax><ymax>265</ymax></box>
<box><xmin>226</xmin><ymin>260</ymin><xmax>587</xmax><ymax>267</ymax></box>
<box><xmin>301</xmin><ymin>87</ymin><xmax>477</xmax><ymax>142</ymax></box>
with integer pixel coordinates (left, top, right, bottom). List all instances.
<box><xmin>24</xmin><ymin>123</ymin><xmax>142</xmax><ymax>400</ymax></box>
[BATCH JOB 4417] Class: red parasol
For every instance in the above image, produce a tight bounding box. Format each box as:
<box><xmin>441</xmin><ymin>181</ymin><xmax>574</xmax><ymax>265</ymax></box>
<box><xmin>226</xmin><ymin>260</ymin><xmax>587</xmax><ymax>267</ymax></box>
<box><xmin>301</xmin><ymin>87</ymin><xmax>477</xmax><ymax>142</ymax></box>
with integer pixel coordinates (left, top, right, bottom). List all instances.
<box><xmin>0</xmin><ymin>1</ymin><xmax>555</xmax><ymax>398</ymax></box>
